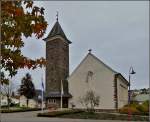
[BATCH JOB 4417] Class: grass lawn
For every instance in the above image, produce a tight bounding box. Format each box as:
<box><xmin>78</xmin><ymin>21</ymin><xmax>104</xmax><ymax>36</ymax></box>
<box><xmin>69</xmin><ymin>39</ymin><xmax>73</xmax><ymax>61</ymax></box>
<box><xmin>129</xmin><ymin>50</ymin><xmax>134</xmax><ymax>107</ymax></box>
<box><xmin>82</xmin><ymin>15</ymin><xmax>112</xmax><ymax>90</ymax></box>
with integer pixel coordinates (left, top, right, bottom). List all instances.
<box><xmin>38</xmin><ymin>110</ymin><xmax>149</xmax><ymax>121</ymax></box>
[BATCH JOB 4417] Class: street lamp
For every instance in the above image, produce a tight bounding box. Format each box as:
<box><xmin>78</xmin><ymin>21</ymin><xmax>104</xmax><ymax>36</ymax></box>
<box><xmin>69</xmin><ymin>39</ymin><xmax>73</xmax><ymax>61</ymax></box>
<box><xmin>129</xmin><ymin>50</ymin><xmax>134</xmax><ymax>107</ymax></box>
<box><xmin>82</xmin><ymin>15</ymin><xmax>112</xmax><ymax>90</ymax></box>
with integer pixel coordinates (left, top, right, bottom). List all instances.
<box><xmin>128</xmin><ymin>66</ymin><xmax>136</xmax><ymax>104</ymax></box>
<box><xmin>128</xmin><ymin>66</ymin><xmax>136</xmax><ymax>121</ymax></box>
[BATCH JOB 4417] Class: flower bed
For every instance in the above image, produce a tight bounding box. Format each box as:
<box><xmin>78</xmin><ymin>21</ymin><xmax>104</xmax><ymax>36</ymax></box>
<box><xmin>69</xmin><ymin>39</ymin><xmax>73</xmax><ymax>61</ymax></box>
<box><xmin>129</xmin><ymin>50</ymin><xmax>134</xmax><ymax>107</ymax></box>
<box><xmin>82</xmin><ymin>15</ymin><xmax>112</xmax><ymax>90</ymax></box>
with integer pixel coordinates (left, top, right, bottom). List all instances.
<box><xmin>119</xmin><ymin>101</ymin><xmax>149</xmax><ymax>116</ymax></box>
<box><xmin>37</xmin><ymin>109</ymin><xmax>84</xmax><ymax>117</ymax></box>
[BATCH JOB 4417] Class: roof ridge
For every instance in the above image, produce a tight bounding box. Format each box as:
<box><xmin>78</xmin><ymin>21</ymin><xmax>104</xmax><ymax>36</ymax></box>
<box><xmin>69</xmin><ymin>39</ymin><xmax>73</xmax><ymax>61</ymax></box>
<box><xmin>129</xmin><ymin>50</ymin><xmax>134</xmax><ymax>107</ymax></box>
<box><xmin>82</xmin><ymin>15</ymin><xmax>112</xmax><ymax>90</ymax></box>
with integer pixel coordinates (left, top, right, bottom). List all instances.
<box><xmin>68</xmin><ymin>53</ymin><xmax>90</xmax><ymax>78</ymax></box>
<box><xmin>68</xmin><ymin>52</ymin><xmax>128</xmax><ymax>85</ymax></box>
<box><xmin>69</xmin><ymin>53</ymin><xmax>117</xmax><ymax>79</ymax></box>
<box><xmin>89</xmin><ymin>53</ymin><xmax>118</xmax><ymax>73</ymax></box>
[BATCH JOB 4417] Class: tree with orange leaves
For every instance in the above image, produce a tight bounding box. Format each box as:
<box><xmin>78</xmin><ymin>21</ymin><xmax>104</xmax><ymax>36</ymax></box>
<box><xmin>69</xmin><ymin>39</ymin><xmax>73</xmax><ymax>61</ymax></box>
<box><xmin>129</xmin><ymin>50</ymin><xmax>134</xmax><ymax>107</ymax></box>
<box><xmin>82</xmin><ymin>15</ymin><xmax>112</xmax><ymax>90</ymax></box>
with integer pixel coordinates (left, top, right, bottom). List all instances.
<box><xmin>1</xmin><ymin>1</ymin><xmax>47</xmax><ymax>84</ymax></box>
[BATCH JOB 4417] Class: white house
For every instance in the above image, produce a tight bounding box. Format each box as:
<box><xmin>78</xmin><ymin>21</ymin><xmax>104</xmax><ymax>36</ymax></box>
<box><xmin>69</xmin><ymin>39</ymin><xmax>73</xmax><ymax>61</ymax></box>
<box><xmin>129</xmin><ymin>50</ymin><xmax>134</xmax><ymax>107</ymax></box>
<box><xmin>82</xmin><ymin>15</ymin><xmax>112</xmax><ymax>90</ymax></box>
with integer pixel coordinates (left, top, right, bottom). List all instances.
<box><xmin>68</xmin><ymin>52</ymin><xmax>129</xmax><ymax>110</ymax></box>
<box><xmin>11</xmin><ymin>96</ymin><xmax>20</xmax><ymax>104</ymax></box>
<box><xmin>19</xmin><ymin>95</ymin><xmax>38</xmax><ymax>108</ymax></box>
<box><xmin>1</xmin><ymin>95</ymin><xmax>8</xmax><ymax>106</ymax></box>
<box><xmin>1</xmin><ymin>95</ymin><xmax>20</xmax><ymax>106</ymax></box>
<box><xmin>19</xmin><ymin>89</ymin><xmax>46</xmax><ymax>108</ymax></box>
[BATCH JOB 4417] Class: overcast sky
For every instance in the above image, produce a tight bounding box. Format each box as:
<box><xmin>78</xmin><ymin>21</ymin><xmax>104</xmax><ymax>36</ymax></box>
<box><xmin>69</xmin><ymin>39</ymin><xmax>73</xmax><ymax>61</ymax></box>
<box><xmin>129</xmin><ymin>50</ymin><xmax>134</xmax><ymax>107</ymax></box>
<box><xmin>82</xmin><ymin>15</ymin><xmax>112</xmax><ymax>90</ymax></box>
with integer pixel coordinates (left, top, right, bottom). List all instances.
<box><xmin>12</xmin><ymin>1</ymin><xmax>149</xmax><ymax>91</ymax></box>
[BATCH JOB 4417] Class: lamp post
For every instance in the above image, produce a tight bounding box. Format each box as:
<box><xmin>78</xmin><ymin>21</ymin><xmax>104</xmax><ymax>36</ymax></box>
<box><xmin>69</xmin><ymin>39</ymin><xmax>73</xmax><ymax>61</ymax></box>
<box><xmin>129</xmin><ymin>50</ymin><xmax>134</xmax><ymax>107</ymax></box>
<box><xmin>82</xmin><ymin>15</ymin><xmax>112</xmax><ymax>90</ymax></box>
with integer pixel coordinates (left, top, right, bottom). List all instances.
<box><xmin>128</xmin><ymin>66</ymin><xmax>136</xmax><ymax>121</ymax></box>
<box><xmin>0</xmin><ymin>78</ymin><xmax>1</xmax><ymax>122</ymax></box>
<box><xmin>128</xmin><ymin>66</ymin><xmax>136</xmax><ymax>104</ymax></box>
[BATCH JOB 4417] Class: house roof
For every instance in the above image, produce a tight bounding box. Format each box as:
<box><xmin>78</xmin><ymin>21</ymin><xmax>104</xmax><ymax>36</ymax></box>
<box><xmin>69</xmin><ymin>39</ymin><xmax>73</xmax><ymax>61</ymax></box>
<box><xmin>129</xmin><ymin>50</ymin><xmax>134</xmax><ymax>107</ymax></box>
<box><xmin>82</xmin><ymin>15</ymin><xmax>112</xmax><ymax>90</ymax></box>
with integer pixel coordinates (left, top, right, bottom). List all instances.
<box><xmin>43</xmin><ymin>21</ymin><xmax>71</xmax><ymax>44</ymax></box>
<box><xmin>12</xmin><ymin>96</ymin><xmax>20</xmax><ymax>100</ymax></box>
<box><xmin>69</xmin><ymin>52</ymin><xmax>128</xmax><ymax>85</ymax></box>
<box><xmin>132</xmin><ymin>94</ymin><xmax>149</xmax><ymax>102</ymax></box>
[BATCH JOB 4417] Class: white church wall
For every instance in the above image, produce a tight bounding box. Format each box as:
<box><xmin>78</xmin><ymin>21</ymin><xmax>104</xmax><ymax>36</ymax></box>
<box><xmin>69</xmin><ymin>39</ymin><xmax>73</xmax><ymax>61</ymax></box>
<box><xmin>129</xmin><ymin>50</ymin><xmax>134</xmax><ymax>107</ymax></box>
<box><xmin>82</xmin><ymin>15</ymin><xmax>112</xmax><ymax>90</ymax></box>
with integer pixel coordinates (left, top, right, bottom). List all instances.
<box><xmin>117</xmin><ymin>77</ymin><xmax>128</xmax><ymax>108</ymax></box>
<box><xmin>68</xmin><ymin>54</ymin><xmax>116</xmax><ymax>109</ymax></box>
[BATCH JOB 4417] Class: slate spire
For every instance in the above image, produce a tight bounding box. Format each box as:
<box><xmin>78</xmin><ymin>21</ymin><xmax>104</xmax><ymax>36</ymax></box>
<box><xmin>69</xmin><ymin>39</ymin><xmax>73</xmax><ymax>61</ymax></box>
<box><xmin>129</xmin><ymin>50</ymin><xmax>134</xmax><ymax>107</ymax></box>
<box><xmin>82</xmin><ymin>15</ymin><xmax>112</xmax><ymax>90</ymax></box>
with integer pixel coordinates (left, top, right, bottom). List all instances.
<box><xmin>43</xmin><ymin>16</ymin><xmax>71</xmax><ymax>44</ymax></box>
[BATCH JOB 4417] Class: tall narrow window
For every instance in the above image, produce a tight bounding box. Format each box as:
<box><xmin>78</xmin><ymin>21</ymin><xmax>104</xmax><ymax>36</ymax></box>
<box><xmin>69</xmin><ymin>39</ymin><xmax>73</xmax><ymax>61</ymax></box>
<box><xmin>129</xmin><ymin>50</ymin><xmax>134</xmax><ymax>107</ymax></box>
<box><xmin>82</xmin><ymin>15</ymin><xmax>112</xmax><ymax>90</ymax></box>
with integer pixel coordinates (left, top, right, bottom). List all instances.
<box><xmin>86</xmin><ymin>71</ymin><xmax>94</xmax><ymax>83</ymax></box>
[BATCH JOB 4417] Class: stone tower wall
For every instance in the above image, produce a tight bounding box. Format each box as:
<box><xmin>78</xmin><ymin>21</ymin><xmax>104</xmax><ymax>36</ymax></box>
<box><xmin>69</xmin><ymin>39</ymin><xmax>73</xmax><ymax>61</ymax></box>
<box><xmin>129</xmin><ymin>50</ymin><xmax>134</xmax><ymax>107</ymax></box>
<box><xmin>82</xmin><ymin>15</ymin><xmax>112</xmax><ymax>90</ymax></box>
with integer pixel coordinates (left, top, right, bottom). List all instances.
<box><xmin>46</xmin><ymin>38</ymin><xmax>69</xmax><ymax>94</ymax></box>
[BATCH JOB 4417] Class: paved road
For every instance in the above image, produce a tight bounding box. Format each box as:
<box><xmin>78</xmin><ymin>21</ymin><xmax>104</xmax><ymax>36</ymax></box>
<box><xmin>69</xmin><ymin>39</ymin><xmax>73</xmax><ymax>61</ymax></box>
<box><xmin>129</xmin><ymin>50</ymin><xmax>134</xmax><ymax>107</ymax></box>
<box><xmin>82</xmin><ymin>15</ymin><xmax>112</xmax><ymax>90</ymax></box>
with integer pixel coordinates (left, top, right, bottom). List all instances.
<box><xmin>0</xmin><ymin>111</ymin><xmax>147</xmax><ymax>122</ymax></box>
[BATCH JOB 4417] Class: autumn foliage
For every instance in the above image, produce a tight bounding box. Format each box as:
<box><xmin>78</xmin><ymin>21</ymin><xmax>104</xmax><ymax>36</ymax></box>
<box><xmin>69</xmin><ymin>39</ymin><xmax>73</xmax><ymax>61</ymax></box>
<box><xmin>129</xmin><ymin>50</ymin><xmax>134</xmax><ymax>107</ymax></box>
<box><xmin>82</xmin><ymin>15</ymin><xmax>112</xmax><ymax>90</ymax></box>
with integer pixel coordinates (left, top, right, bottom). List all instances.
<box><xmin>1</xmin><ymin>1</ymin><xmax>47</xmax><ymax>84</ymax></box>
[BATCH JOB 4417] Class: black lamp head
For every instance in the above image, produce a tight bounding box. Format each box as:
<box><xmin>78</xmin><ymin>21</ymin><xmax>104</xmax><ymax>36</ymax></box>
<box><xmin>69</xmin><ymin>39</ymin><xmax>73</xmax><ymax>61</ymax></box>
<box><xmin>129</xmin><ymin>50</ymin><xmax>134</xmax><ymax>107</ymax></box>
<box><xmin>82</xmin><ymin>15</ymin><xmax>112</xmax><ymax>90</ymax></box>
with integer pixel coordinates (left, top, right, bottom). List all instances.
<box><xmin>130</xmin><ymin>68</ymin><xmax>136</xmax><ymax>74</ymax></box>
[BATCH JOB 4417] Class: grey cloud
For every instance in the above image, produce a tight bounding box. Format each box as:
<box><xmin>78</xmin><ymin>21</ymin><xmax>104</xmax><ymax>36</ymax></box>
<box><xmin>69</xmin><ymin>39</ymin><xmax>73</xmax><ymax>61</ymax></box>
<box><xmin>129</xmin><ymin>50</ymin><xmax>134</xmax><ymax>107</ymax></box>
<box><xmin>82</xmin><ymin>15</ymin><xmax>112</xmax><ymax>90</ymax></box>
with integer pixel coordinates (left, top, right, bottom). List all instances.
<box><xmin>13</xmin><ymin>1</ymin><xmax>149</xmax><ymax>90</ymax></box>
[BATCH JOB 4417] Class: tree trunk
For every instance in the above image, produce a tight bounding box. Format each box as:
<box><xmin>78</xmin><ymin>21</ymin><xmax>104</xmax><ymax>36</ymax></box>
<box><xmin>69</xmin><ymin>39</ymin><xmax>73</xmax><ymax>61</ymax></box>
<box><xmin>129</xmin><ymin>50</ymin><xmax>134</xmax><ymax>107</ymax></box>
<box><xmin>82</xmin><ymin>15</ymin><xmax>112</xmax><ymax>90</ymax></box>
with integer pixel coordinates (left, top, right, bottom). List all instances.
<box><xmin>7</xmin><ymin>95</ymin><xmax>10</xmax><ymax>110</ymax></box>
<box><xmin>27</xmin><ymin>99</ymin><xmax>29</xmax><ymax>107</ymax></box>
<box><xmin>19</xmin><ymin>96</ymin><xmax>20</xmax><ymax>107</ymax></box>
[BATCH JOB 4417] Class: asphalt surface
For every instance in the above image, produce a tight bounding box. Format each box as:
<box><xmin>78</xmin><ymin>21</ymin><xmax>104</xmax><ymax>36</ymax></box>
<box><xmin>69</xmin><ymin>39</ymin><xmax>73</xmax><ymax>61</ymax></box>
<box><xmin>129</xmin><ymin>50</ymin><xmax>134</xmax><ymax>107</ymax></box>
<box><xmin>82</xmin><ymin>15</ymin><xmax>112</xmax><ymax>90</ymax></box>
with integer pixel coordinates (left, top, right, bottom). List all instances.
<box><xmin>0</xmin><ymin>111</ymin><xmax>148</xmax><ymax>122</ymax></box>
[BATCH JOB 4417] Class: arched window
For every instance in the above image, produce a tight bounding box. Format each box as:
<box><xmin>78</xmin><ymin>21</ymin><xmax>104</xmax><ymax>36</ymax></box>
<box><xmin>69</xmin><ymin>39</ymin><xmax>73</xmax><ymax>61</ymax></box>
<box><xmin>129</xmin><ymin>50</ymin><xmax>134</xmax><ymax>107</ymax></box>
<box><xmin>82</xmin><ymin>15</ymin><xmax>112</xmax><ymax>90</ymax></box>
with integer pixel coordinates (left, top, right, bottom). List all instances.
<box><xmin>86</xmin><ymin>71</ymin><xmax>94</xmax><ymax>83</ymax></box>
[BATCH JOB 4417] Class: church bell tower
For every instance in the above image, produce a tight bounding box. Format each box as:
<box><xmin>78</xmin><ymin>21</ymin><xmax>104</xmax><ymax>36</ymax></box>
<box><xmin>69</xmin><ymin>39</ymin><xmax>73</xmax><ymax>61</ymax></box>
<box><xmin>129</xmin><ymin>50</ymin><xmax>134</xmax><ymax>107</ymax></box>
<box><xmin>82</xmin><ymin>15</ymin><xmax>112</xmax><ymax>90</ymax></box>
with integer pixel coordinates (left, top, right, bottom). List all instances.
<box><xmin>43</xmin><ymin>14</ymin><xmax>72</xmax><ymax>108</ymax></box>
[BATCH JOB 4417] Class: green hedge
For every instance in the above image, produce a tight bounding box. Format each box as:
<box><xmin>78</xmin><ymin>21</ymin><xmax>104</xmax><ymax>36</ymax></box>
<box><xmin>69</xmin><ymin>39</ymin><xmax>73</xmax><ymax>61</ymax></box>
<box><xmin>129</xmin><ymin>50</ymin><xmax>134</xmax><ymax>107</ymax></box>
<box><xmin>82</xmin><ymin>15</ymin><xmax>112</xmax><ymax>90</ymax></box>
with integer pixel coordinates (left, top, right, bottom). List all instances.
<box><xmin>2</xmin><ymin>108</ymin><xmax>41</xmax><ymax>113</ymax></box>
<box><xmin>37</xmin><ymin>109</ymin><xmax>84</xmax><ymax>117</ymax></box>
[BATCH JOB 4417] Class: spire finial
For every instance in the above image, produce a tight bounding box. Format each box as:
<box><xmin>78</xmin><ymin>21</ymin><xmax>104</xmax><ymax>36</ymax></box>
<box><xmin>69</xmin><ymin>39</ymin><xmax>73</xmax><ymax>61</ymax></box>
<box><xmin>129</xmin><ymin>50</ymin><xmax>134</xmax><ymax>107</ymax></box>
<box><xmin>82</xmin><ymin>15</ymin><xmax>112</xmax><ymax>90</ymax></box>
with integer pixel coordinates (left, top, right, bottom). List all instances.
<box><xmin>56</xmin><ymin>11</ymin><xmax>59</xmax><ymax>21</ymax></box>
<box><xmin>88</xmin><ymin>49</ymin><xmax>92</xmax><ymax>54</ymax></box>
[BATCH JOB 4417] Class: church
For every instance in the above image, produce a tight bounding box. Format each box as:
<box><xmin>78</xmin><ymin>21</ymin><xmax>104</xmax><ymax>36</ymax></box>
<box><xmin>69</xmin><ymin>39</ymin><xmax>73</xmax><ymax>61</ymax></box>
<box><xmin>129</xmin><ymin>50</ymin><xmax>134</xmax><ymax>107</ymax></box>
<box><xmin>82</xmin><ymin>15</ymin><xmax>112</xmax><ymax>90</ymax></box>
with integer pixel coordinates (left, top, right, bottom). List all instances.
<box><xmin>68</xmin><ymin>52</ymin><xmax>128</xmax><ymax>109</ymax></box>
<box><xmin>44</xmin><ymin>17</ymin><xmax>128</xmax><ymax>110</ymax></box>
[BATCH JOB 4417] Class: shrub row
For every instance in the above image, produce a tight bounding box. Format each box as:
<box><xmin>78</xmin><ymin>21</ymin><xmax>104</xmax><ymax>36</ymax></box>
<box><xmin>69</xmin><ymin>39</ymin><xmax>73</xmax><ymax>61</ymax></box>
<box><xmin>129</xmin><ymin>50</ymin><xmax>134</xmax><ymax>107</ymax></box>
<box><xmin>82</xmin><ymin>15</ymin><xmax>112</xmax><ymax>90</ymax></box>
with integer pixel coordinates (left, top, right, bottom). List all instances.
<box><xmin>37</xmin><ymin>109</ymin><xmax>84</xmax><ymax>117</ymax></box>
<box><xmin>38</xmin><ymin>110</ymin><xmax>149</xmax><ymax>121</ymax></box>
<box><xmin>1</xmin><ymin>108</ymin><xmax>41</xmax><ymax>113</ymax></box>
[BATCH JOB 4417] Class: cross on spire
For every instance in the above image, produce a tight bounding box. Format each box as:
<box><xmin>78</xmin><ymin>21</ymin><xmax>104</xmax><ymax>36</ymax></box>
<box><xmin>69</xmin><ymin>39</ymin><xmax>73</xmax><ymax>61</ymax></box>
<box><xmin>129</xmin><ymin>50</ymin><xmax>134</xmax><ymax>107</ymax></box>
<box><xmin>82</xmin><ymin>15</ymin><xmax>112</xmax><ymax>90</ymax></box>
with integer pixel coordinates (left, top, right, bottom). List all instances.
<box><xmin>56</xmin><ymin>11</ymin><xmax>59</xmax><ymax>21</ymax></box>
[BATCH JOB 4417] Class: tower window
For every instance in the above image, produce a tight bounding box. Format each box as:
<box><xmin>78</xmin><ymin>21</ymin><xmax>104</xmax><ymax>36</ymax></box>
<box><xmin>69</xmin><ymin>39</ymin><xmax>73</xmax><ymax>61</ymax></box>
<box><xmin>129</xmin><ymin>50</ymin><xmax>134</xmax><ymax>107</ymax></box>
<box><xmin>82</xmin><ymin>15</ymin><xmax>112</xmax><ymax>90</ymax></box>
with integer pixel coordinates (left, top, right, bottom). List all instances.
<box><xmin>48</xmin><ymin>99</ymin><xmax>56</xmax><ymax>103</ymax></box>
